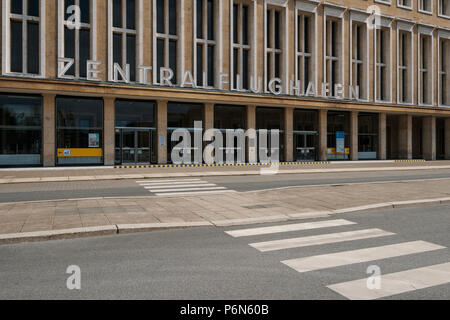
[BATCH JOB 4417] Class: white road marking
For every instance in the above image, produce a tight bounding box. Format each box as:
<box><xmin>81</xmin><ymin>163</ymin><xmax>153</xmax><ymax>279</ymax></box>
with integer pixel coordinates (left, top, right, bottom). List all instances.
<box><xmin>138</xmin><ymin>180</ymin><xmax>208</xmax><ymax>186</ymax></box>
<box><xmin>151</xmin><ymin>186</ymin><xmax>227</xmax><ymax>193</ymax></box>
<box><xmin>249</xmin><ymin>229</ymin><xmax>395</xmax><ymax>252</ymax></box>
<box><xmin>136</xmin><ymin>178</ymin><xmax>202</xmax><ymax>183</ymax></box>
<box><xmin>144</xmin><ymin>183</ymin><xmax>218</xmax><ymax>189</ymax></box>
<box><xmin>155</xmin><ymin>190</ymin><xmax>236</xmax><ymax>196</ymax></box>
<box><xmin>225</xmin><ymin>219</ymin><xmax>356</xmax><ymax>238</ymax></box>
<box><xmin>282</xmin><ymin>241</ymin><xmax>445</xmax><ymax>272</ymax></box>
<box><xmin>327</xmin><ymin>262</ymin><xmax>450</xmax><ymax>300</ymax></box>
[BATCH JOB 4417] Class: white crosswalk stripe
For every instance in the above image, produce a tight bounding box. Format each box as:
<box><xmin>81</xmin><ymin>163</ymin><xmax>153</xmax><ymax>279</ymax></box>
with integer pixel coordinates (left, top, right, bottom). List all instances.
<box><xmin>136</xmin><ymin>178</ymin><xmax>234</xmax><ymax>196</ymax></box>
<box><xmin>225</xmin><ymin>218</ymin><xmax>449</xmax><ymax>299</ymax></box>
<box><xmin>249</xmin><ymin>228</ymin><xmax>395</xmax><ymax>252</ymax></box>
<box><xmin>281</xmin><ymin>241</ymin><xmax>445</xmax><ymax>273</ymax></box>
<box><xmin>225</xmin><ymin>219</ymin><xmax>356</xmax><ymax>238</ymax></box>
<box><xmin>327</xmin><ymin>262</ymin><xmax>450</xmax><ymax>300</ymax></box>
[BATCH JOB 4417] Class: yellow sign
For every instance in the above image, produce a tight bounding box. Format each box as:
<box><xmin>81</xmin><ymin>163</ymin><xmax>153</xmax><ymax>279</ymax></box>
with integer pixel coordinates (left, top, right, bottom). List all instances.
<box><xmin>327</xmin><ymin>147</ymin><xmax>350</xmax><ymax>155</ymax></box>
<box><xmin>57</xmin><ymin>148</ymin><xmax>103</xmax><ymax>157</ymax></box>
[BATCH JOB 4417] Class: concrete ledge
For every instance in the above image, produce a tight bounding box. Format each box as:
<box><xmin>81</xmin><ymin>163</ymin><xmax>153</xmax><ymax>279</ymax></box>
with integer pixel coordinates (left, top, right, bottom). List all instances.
<box><xmin>392</xmin><ymin>199</ymin><xmax>443</xmax><ymax>208</ymax></box>
<box><xmin>288</xmin><ymin>211</ymin><xmax>332</xmax><ymax>219</ymax></box>
<box><xmin>211</xmin><ymin>215</ymin><xmax>289</xmax><ymax>227</ymax></box>
<box><xmin>332</xmin><ymin>203</ymin><xmax>394</xmax><ymax>214</ymax></box>
<box><xmin>116</xmin><ymin>221</ymin><xmax>212</xmax><ymax>234</ymax></box>
<box><xmin>0</xmin><ymin>225</ymin><xmax>117</xmax><ymax>245</ymax></box>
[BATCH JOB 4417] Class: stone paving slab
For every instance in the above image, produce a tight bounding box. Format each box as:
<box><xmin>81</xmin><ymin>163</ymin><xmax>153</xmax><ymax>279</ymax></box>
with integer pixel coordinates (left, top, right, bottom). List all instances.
<box><xmin>0</xmin><ymin>179</ymin><xmax>449</xmax><ymax>242</ymax></box>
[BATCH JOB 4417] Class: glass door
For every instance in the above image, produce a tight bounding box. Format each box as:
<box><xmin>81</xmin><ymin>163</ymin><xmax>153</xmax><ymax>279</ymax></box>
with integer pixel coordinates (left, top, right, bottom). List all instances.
<box><xmin>294</xmin><ymin>132</ymin><xmax>317</xmax><ymax>161</ymax></box>
<box><xmin>116</xmin><ymin>129</ymin><xmax>152</xmax><ymax>165</ymax></box>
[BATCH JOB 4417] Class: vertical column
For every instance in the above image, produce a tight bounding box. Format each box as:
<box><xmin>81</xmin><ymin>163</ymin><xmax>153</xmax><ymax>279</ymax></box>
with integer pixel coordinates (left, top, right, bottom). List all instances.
<box><xmin>246</xmin><ymin>105</ymin><xmax>257</xmax><ymax>163</ymax></box>
<box><xmin>284</xmin><ymin>107</ymin><xmax>294</xmax><ymax>162</ymax></box>
<box><xmin>204</xmin><ymin>103</ymin><xmax>214</xmax><ymax>131</ymax></box>
<box><xmin>103</xmin><ymin>97</ymin><xmax>115</xmax><ymax>166</ymax></box>
<box><xmin>378</xmin><ymin>113</ymin><xmax>387</xmax><ymax>160</ymax></box>
<box><xmin>350</xmin><ymin>111</ymin><xmax>358</xmax><ymax>161</ymax></box>
<box><xmin>422</xmin><ymin>116</ymin><xmax>436</xmax><ymax>160</ymax></box>
<box><xmin>398</xmin><ymin>114</ymin><xmax>412</xmax><ymax>159</ymax></box>
<box><xmin>97</xmin><ymin>0</ymin><xmax>108</xmax><ymax>81</ymax></box>
<box><xmin>157</xmin><ymin>100</ymin><xmax>168</xmax><ymax>164</ymax></box>
<box><xmin>43</xmin><ymin>94</ymin><xmax>56</xmax><ymax>167</ymax></box>
<box><xmin>318</xmin><ymin>109</ymin><xmax>327</xmax><ymax>161</ymax></box>
<box><xmin>45</xmin><ymin>0</ymin><xmax>57</xmax><ymax>78</ymax></box>
<box><xmin>445</xmin><ymin>118</ymin><xmax>450</xmax><ymax>160</ymax></box>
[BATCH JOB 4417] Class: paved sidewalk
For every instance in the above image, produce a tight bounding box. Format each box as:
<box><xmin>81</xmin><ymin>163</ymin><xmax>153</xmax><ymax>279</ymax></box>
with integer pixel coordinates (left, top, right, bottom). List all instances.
<box><xmin>0</xmin><ymin>160</ymin><xmax>449</xmax><ymax>184</ymax></box>
<box><xmin>0</xmin><ymin>178</ymin><xmax>449</xmax><ymax>242</ymax></box>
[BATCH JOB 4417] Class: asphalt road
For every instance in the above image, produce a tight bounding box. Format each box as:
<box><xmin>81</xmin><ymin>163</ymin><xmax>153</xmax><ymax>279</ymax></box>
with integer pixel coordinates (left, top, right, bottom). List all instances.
<box><xmin>1</xmin><ymin>168</ymin><xmax>450</xmax><ymax>202</ymax></box>
<box><xmin>0</xmin><ymin>205</ymin><xmax>449</xmax><ymax>299</ymax></box>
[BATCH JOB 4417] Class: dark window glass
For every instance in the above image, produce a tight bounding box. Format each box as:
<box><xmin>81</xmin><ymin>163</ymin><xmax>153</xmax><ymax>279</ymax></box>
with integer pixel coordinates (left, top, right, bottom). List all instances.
<box><xmin>157</xmin><ymin>0</ymin><xmax>165</xmax><ymax>33</ymax></box>
<box><xmin>157</xmin><ymin>39</ymin><xmax>164</xmax><ymax>82</ymax></box>
<box><xmin>0</xmin><ymin>130</ymin><xmax>42</xmax><ymax>158</ymax></box>
<box><xmin>0</xmin><ymin>95</ymin><xmax>42</xmax><ymax>127</ymax></box>
<box><xmin>79</xmin><ymin>28</ymin><xmax>90</xmax><ymax>78</ymax></box>
<box><xmin>80</xmin><ymin>0</ymin><xmax>90</xmax><ymax>24</ymax></box>
<box><xmin>64</xmin><ymin>27</ymin><xmax>75</xmax><ymax>76</ymax></box>
<box><xmin>113</xmin><ymin>0</ymin><xmax>122</xmax><ymax>28</ymax></box>
<box><xmin>233</xmin><ymin>48</ymin><xmax>238</xmax><ymax>88</ymax></box>
<box><xmin>331</xmin><ymin>21</ymin><xmax>337</xmax><ymax>57</ymax></box>
<box><xmin>214</xmin><ymin>105</ymin><xmax>246</xmax><ymax>129</ymax></box>
<box><xmin>10</xmin><ymin>21</ymin><xmax>23</xmax><ymax>73</ymax></box>
<box><xmin>27</xmin><ymin>22</ymin><xmax>39</xmax><ymax>74</ymax></box>
<box><xmin>275</xmin><ymin>53</ymin><xmax>280</xmax><ymax>78</ymax></box>
<box><xmin>233</xmin><ymin>4</ymin><xmax>238</xmax><ymax>44</ymax></box>
<box><xmin>207</xmin><ymin>45</ymin><xmax>214</xmax><ymax>87</ymax></box>
<box><xmin>242</xmin><ymin>5</ymin><xmax>248</xmax><ymax>45</ymax></box>
<box><xmin>266</xmin><ymin>10</ymin><xmax>270</xmax><ymax>47</ymax></box>
<box><xmin>242</xmin><ymin>49</ymin><xmax>249</xmax><ymax>90</ymax></box>
<box><xmin>197</xmin><ymin>0</ymin><xmax>203</xmax><ymax>39</ymax></box>
<box><xmin>304</xmin><ymin>16</ymin><xmax>310</xmax><ymax>53</ymax></box>
<box><xmin>126</xmin><ymin>0</ymin><xmax>135</xmax><ymax>30</ymax></box>
<box><xmin>167</xmin><ymin>103</ymin><xmax>203</xmax><ymax>128</ymax></box>
<box><xmin>127</xmin><ymin>35</ymin><xmax>136</xmax><ymax>82</ymax></box>
<box><xmin>293</xmin><ymin>109</ymin><xmax>317</xmax><ymax>132</ymax></box>
<box><xmin>169</xmin><ymin>40</ymin><xmax>177</xmax><ymax>84</ymax></box>
<box><xmin>169</xmin><ymin>0</ymin><xmax>177</xmax><ymax>35</ymax></box>
<box><xmin>207</xmin><ymin>0</ymin><xmax>214</xmax><ymax>40</ymax></box>
<box><xmin>115</xmin><ymin>100</ymin><xmax>156</xmax><ymax>128</ymax></box>
<box><xmin>28</xmin><ymin>0</ymin><xmax>39</xmax><ymax>17</ymax></box>
<box><xmin>197</xmin><ymin>44</ymin><xmax>203</xmax><ymax>86</ymax></box>
<box><xmin>11</xmin><ymin>0</ymin><xmax>23</xmax><ymax>14</ymax></box>
<box><xmin>274</xmin><ymin>11</ymin><xmax>280</xmax><ymax>49</ymax></box>
<box><xmin>304</xmin><ymin>57</ymin><xmax>310</xmax><ymax>91</ymax></box>
<box><xmin>56</xmin><ymin>97</ymin><xmax>103</xmax><ymax>128</ymax></box>
<box><xmin>256</xmin><ymin>107</ymin><xmax>284</xmax><ymax>130</ymax></box>
<box><xmin>113</xmin><ymin>33</ymin><xmax>122</xmax><ymax>65</ymax></box>
<box><xmin>64</xmin><ymin>0</ymin><xmax>75</xmax><ymax>20</ymax></box>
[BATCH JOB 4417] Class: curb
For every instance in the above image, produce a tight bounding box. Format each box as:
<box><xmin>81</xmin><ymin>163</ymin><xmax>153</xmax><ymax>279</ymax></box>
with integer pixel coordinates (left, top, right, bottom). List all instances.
<box><xmin>114</xmin><ymin>161</ymin><xmax>330</xmax><ymax>169</ymax></box>
<box><xmin>1</xmin><ymin>197</ymin><xmax>449</xmax><ymax>245</ymax></box>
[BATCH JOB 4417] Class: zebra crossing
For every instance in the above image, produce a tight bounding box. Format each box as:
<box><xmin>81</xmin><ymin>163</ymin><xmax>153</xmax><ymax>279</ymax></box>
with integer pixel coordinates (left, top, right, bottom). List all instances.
<box><xmin>224</xmin><ymin>218</ymin><xmax>450</xmax><ymax>300</ymax></box>
<box><xmin>136</xmin><ymin>178</ymin><xmax>235</xmax><ymax>197</ymax></box>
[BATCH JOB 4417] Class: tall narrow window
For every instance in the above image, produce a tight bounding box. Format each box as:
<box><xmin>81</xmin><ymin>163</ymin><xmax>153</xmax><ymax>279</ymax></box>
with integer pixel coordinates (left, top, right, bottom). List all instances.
<box><xmin>195</xmin><ymin>0</ymin><xmax>215</xmax><ymax>87</ymax></box>
<box><xmin>419</xmin><ymin>0</ymin><xmax>432</xmax><ymax>13</ymax></box>
<box><xmin>439</xmin><ymin>0</ymin><xmax>450</xmax><ymax>16</ymax></box>
<box><xmin>112</xmin><ymin>0</ymin><xmax>137</xmax><ymax>82</ymax></box>
<box><xmin>61</xmin><ymin>0</ymin><xmax>92</xmax><ymax>78</ymax></box>
<box><xmin>296</xmin><ymin>12</ymin><xmax>313</xmax><ymax>94</ymax></box>
<box><xmin>398</xmin><ymin>0</ymin><xmax>412</xmax><ymax>9</ymax></box>
<box><xmin>419</xmin><ymin>34</ymin><xmax>432</xmax><ymax>105</ymax></box>
<box><xmin>155</xmin><ymin>0</ymin><xmax>178</xmax><ymax>84</ymax></box>
<box><xmin>232</xmin><ymin>2</ymin><xmax>251</xmax><ymax>90</ymax></box>
<box><xmin>325</xmin><ymin>18</ymin><xmax>342</xmax><ymax>97</ymax></box>
<box><xmin>439</xmin><ymin>39</ymin><xmax>450</xmax><ymax>106</ymax></box>
<box><xmin>351</xmin><ymin>22</ymin><xmax>367</xmax><ymax>100</ymax></box>
<box><xmin>375</xmin><ymin>27</ymin><xmax>391</xmax><ymax>102</ymax></box>
<box><xmin>7</xmin><ymin>0</ymin><xmax>42</xmax><ymax>75</ymax></box>
<box><xmin>265</xmin><ymin>7</ymin><xmax>283</xmax><ymax>89</ymax></box>
<box><xmin>398</xmin><ymin>30</ymin><xmax>412</xmax><ymax>104</ymax></box>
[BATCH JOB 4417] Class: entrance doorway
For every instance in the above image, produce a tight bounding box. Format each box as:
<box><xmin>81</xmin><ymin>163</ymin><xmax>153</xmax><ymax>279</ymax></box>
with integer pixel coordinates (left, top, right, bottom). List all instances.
<box><xmin>115</xmin><ymin>129</ymin><xmax>154</xmax><ymax>165</ymax></box>
<box><xmin>293</xmin><ymin>131</ymin><xmax>318</xmax><ymax>161</ymax></box>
